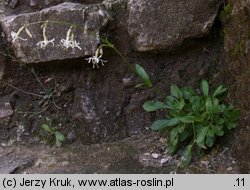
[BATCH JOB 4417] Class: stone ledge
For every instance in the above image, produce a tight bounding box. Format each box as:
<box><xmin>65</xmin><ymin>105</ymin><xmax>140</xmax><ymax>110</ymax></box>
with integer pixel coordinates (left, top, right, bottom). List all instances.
<box><xmin>128</xmin><ymin>0</ymin><xmax>223</xmax><ymax>52</ymax></box>
<box><xmin>0</xmin><ymin>2</ymin><xmax>110</xmax><ymax>63</ymax></box>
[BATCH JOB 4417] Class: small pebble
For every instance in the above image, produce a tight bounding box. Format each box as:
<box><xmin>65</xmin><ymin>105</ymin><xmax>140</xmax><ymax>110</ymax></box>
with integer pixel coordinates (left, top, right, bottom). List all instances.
<box><xmin>200</xmin><ymin>161</ymin><xmax>210</xmax><ymax>167</ymax></box>
<box><xmin>151</xmin><ymin>153</ymin><xmax>160</xmax><ymax>159</ymax></box>
<box><xmin>227</xmin><ymin>167</ymin><xmax>233</xmax><ymax>171</ymax></box>
<box><xmin>170</xmin><ymin>171</ymin><xmax>177</xmax><ymax>174</ymax></box>
<box><xmin>67</xmin><ymin>131</ymin><xmax>76</xmax><ymax>143</ymax></box>
<box><xmin>160</xmin><ymin>158</ymin><xmax>169</xmax><ymax>164</ymax></box>
<box><xmin>61</xmin><ymin>161</ymin><xmax>69</xmax><ymax>167</ymax></box>
<box><xmin>122</xmin><ymin>77</ymin><xmax>133</xmax><ymax>87</ymax></box>
<box><xmin>162</xmin><ymin>150</ymin><xmax>168</xmax><ymax>155</ymax></box>
<box><xmin>159</xmin><ymin>138</ymin><xmax>167</xmax><ymax>144</ymax></box>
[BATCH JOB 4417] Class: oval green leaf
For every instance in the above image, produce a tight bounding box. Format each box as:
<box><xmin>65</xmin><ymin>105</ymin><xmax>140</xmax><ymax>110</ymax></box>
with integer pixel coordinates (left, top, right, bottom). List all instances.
<box><xmin>41</xmin><ymin>124</ymin><xmax>53</xmax><ymax>133</ymax></box>
<box><xmin>201</xmin><ymin>80</ymin><xmax>209</xmax><ymax>96</ymax></box>
<box><xmin>170</xmin><ymin>84</ymin><xmax>180</xmax><ymax>98</ymax></box>
<box><xmin>143</xmin><ymin>100</ymin><xmax>168</xmax><ymax>112</ymax></box>
<box><xmin>181</xmin><ymin>144</ymin><xmax>193</xmax><ymax>166</ymax></box>
<box><xmin>150</xmin><ymin>118</ymin><xmax>180</xmax><ymax>130</ymax></box>
<box><xmin>213</xmin><ymin>85</ymin><xmax>227</xmax><ymax>97</ymax></box>
<box><xmin>135</xmin><ymin>64</ymin><xmax>152</xmax><ymax>88</ymax></box>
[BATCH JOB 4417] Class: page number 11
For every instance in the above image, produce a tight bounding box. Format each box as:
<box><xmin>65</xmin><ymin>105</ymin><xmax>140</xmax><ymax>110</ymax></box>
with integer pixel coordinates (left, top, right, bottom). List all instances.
<box><xmin>235</xmin><ymin>178</ymin><xmax>245</xmax><ymax>187</ymax></box>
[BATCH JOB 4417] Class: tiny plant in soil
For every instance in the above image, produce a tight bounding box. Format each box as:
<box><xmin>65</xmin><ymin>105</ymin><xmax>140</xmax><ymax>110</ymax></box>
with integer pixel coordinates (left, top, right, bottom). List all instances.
<box><xmin>41</xmin><ymin>117</ymin><xmax>65</xmax><ymax>147</ymax></box>
<box><xmin>143</xmin><ymin>80</ymin><xmax>240</xmax><ymax>165</ymax></box>
<box><xmin>219</xmin><ymin>3</ymin><xmax>233</xmax><ymax>24</ymax></box>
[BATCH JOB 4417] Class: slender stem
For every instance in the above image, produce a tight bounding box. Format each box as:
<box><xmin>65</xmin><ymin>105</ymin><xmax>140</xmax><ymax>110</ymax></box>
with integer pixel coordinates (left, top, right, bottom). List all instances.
<box><xmin>0</xmin><ymin>52</ymin><xmax>46</xmax><ymax>91</ymax></box>
<box><xmin>100</xmin><ymin>43</ymin><xmax>134</xmax><ymax>72</ymax></box>
<box><xmin>192</xmin><ymin>122</ymin><xmax>196</xmax><ymax>143</ymax></box>
<box><xmin>29</xmin><ymin>68</ymin><xmax>47</xmax><ymax>92</ymax></box>
<box><xmin>27</xmin><ymin>20</ymin><xmax>84</xmax><ymax>30</ymax></box>
<box><xmin>28</xmin><ymin>105</ymin><xmax>50</xmax><ymax>119</ymax></box>
<box><xmin>1</xmin><ymin>81</ymin><xmax>44</xmax><ymax>98</ymax></box>
<box><xmin>112</xmin><ymin>47</ymin><xmax>134</xmax><ymax>71</ymax></box>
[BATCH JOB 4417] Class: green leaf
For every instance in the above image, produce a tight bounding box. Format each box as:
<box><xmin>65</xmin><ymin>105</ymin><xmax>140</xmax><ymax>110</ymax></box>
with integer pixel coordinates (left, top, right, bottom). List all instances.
<box><xmin>210</xmin><ymin>104</ymin><xmax>221</xmax><ymax>114</ymax></box>
<box><xmin>169</xmin><ymin>128</ymin><xmax>179</xmax><ymax>146</ymax></box>
<box><xmin>213</xmin><ymin>98</ymin><xmax>219</xmax><ymax>106</ymax></box>
<box><xmin>205</xmin><ymin>97</ymin><xmax>213</xmax><ymax>112</ymax></box>
<box><xmin>165</xmin><ymin>96</ymin><xmax>176</xmax><ymax>103</ymax></box>
<box><xmin>213</xmin><ymin>85</ymin><xmax>227</xmax><ymax>97</ymax></box>
<box><xmin>226</xmin><ymin>122</ymin><xmax>237</xmax><ymax>129</ymax></box>
<box><xmin>214</xmin><ymin>129</ymin><xmax>224</xmax><ymax>136</ymax></box>
<box><xmin>179</xmin><ymin>129</ymin><xmax>192</xmax><ymax>142</ymax></box>
<box><xmin>135</xmin><ymin>64</ymin><xmax>152</xmax><ymax>88</ymax></box>
<box><xmin>218</xmin><ymin>104</ymin><xmax>226</xmax><ymax>112</ymax></box>
<box><xmin>170</xmin><ymin>85</ymin><xmax>180</xmax><ymax>98</ymax></box>
<box><xmin>201</xmin><ymin>80</ymin><xmax>209</xmax><ymax>96</ymax></box>
<box><xmin>167</xmin><ymin>118</ymin><xmax>180</xmax><ymax>126</ymax></box>
<box><xmin>173</xmin><ymin>98</ymin><xmax>185</xmax><ymax>110</ymax></box>
<box><xmin>165</xmin><ymin>96</ymin><xmax>176</xmax><ymax>109</ymax></box>
<box><xmin>168</xmin><ymin>142</ymin><xmax>178</xmax><ymax>155</ymax></box>
<box><xmin>206</xmin><ymin>128</ymin><xmax>214</xmax><ymax>137</ymax></box>
<box><xmin>151</xmin><ymin>118</ymin><xmax>180</xmax><ymax>131</ymax></box>
<box><xmin>206</xmin><ymin>137</ymin><xmax>215</xmax><ymax>147</ymax></box>
<box><xmin>181</xmin><ymin>87</ymin><xmax>195</xmax><ymax>100</ymax></box>
<box><xmin>150</xmin><ymin>120</ymin><xmax>170</xmax><ymax>130</ymax></box>
<box><xmin>181</xmin><ymin>144</ymin><xmax>193</xmax><ymax>166</ymax></box>
<box><xmin>224</xmin><ymin>109</ymin><xmax>241</xmax><ymax>121</ymax></box>
<box><xmin>180</xmin><ymin>115</ymin><xmax>197</xmax><ymax>123</ymax></box>
<box><xmin>196</xmin><ymin>126</ymin><xmax>209</xmax><ymax>146</ymax></box>
<box><xmin>55</xmin><ymin>131</ymin><xmax>65</xmax><ymax>147</ymax></box>
<box><xmin>178</xmin><ymin>125</ymin><xmax>185</xmax><ymax>133</ymax></box>
<box><xmin>216</xmin><ymin>117</ymin><xmax>224</xmax><ymax>125</ymax></box>
<box><xmin>191</xmin><ymin>97</ymin><xmax>201</xmax><ymax>112</ymax></box>
<box><xmin>143</xmin><ymin>100</ymin><xmax>168</xmax><ymax>112</ymax></box>
<box><xmin>135</xmin><ymin>83</ymin><xmax>145</xmax><ymax>88</ymax></box>
<box><xmin>41</xmin><ymin>124</ymin><xmax>53</xmax><ymax>133</ymax></box>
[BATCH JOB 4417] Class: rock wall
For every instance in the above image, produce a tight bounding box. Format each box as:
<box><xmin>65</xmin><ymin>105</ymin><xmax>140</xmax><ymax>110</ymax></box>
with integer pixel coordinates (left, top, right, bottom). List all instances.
<box><xmin>223</xmin><ymin>0</ymin><xmax>250</xmax><ymax>173</ymax></box>
<box><xmin>1</xmin><ymin>2</ymin><xmax>109</xmax><ymax>63</ymax></box>
<box><xmin>128</xmin><ymin>0</ymin><xmax>223</xmax><ymax>51</ymax></box>
<box><xmin>0</xmin><ymin>0</ymin><xmax>225</xmax><ymax>145</ymax></box>
<box><xmin>0</xmin><ymin>0</ymin><xmax>223</xmax><ymax>63</ymax></box>
<box><xmin>224</xmin><ymin>0</ymin><xmax>250</xmax><ymax>109</ymax></box>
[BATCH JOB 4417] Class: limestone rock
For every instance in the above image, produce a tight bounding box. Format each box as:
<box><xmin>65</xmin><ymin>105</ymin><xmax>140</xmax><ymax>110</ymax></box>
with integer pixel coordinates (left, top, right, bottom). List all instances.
<box><xmin>128</xmin><ymin>0</ymin><xmax>223</xmax><ymax>51</ymax></box>
<box><xmin>0</xmin><ymin>2</ymin><xmax>109</xmax><ymax>63</ymax></box>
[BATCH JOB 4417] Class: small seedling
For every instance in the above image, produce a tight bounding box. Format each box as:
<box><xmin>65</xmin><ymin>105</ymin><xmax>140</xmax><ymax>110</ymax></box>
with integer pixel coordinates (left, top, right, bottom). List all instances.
<box><xmin>143</xmin><ymin>80</ymin><xmax>240</xmax><ymax>165</ymax></box>
<box><xmin>41</xmin><ymin>117</ymin><xmax>65</xmax><ymax>147</ymax></box>
<box><xmin>219</xmin><ymin>3</ymin><xmax>233</xmax><ymax>24</ymax></box>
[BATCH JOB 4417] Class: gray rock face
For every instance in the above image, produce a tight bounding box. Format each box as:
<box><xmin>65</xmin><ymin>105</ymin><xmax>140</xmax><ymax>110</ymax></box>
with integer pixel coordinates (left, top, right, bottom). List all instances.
<box><xmin>128</xmin><ymin>0</ymin><xmax>223</xmax><ymax>51</ymax></box>
<box><xmin>0</xmin><ymin>2</ymin><xmax>109</xmax><ymax>63</ymax></box>
<box><xmin>0</xmin><ymin>102</ymin><xmax>13</xmax><ymax>120</ymax></box>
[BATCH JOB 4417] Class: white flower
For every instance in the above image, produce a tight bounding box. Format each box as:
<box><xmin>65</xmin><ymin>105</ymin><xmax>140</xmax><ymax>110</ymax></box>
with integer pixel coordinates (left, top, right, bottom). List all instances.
<box><xmin>11</xmin><ymin>25</ymin><xmax>28</xmax><ymax>43</ymax></box>
<box><xmin>11</xmin><ymin>31</ymin><xmax>27</xmax><ymax>43</ymax></box>
<box><xmin>36</xmin><ymin>38</ymin><xmax>55</xmax><ymax>49</ymax></box>
<box><xmin>11</xmin><ymin>24</ymin><xmax>32</xmax><ymax>43</ymax></box>
<box><xmin>86</xmin><ymin>51</ymin><xmax>107</xmax><ymax>69</ymax></box>
<box><xmin>36</xmin><ymin>20</ymin><xmax>54</xmax><ymax>49</ymax></box>
<box><xmin>60</xmin><ymin>26</ymin><xmax>81</xmax><ymax>50</ymax></box>
<box><xmin>71</xmin><ymin>40</ymin><xmax>82</xmax><ymax>50</ymax></box>
<box><xmin>60</xmin><ymin>39</ymin><xmax>81</xmax><ymax>50</ymax></box>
